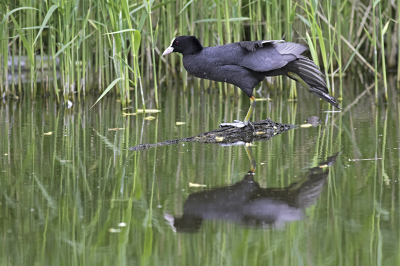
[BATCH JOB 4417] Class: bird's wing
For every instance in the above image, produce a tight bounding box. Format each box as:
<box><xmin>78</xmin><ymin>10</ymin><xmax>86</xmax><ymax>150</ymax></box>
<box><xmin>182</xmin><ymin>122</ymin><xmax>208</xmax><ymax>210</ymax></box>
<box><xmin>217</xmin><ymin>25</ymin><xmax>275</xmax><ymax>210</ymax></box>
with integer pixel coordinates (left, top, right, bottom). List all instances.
<box><xmin>274</xmin><ymin>42</ymin><xmax>308</xmax><ymax>57</ymax></box>
<box><xmin>239</xmin><ymin>40</ymin><xmax>284</xmax><ymax>51</ymax></box>
<box><xmin>238</xmin><ymin>41</ymin><xmax>308</xmax><ymax>72</ymax></box>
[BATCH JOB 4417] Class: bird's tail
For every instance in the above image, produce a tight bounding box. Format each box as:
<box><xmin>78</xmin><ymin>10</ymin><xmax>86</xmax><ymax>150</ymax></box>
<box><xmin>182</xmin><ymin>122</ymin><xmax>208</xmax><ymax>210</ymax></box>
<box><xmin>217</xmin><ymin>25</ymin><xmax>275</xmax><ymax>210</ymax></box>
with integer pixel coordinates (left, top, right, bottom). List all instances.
<box><xmin>286</xmin><ymin>56</ymin><xmax>341</xmax><ymax>109</ymax></box>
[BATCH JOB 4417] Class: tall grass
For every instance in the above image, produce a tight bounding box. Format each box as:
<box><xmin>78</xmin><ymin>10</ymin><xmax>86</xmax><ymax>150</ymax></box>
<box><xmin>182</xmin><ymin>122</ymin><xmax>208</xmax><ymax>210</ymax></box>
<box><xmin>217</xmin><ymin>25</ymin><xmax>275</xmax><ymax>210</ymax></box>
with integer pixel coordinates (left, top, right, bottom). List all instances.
<box><xmin>0</xmin><ymin>0</ymin><xmax>398</xmax><ymax>106</ymax></box>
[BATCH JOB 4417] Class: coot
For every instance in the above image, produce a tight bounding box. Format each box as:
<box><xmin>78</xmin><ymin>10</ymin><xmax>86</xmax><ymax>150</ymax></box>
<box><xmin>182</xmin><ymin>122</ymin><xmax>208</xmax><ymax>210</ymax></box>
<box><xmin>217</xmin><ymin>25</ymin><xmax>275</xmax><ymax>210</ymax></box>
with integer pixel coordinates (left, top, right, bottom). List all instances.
<box><xmin>163</xmin><ymin>36</ymin><xmax>340</xmax><ymax>130</ymax></box>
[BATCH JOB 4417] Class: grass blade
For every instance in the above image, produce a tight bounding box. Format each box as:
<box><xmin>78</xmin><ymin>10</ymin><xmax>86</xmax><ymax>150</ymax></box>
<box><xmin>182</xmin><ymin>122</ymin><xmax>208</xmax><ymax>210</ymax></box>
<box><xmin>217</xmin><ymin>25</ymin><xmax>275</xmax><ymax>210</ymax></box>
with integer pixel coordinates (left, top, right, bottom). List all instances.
<box><xmin>179</xmin><ymin>0</ymin><xmax>194</xmax><ymax>14</ymax></box>
<box><xmin>33</xmin><ymin>5</ymin><xmax>58</xmax><ymax>46</ymax></box>
<box><xmin>1</xmin><ymin>7</ymin><xmax>39</xmax><ymax>24</ymax></box>
<box><xmin>9</xmin><ymin>14</ymin><xmax>34</xmax><ymax>63</ymax></box>
<box><xmin>54</xmin><ymin>34</ymin><xmax>79</xmax><ymax>57</ymax></box>
<box><xmin>104</xmin><ymin>29</ymin><xmax>138</xmax><ymax>35</ymax></box>
<box><xmin>91</xmin><ymin>77</ymin><xmax>123</xmax><ymax>109</ymax></box>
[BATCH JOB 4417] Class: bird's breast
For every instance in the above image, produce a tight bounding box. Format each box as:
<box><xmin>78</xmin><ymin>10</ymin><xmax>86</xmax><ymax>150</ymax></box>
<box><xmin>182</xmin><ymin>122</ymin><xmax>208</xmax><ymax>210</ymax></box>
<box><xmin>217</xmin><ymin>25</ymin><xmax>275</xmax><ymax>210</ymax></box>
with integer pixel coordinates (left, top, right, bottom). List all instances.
<box><xmin>183</xmin><ymin>55</ymin><xmax>214</xmax><ymax>80</ymax></box>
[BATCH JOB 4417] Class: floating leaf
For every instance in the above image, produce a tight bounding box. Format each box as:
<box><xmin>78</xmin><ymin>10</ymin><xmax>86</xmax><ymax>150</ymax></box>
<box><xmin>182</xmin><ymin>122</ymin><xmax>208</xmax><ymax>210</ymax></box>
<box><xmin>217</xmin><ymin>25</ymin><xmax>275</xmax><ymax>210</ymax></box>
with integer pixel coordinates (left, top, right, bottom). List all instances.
<box><xmin>349</xmin><ymin>158</ymin><xmax>382</xmax><ymax>161</ymax></box>
<box><xmin>176</xmin><ymin>122</ymin><xmax>186</xmax><ymax>125</ymax></box>
<box><xmin>123</xmin><ymin>112</ymin><xmax>136</xmax><ymax>116</ymax></box>
<box><xmin>300</xmin><ymin>124</ymin><xmax>313</xmax><ymax>128</ymax></box>
<box><xmin>255</xmin><ymin>98</ymin><xmax>271</xmax><ymax>101</ymax></box>
<box><xmin>189</xmin><ymin>182</ymin><xmax>206</xmax><ymax>187</ymax></box>
<box><xmin>136</xmin><ymin>109</ymin><xmax>161</xmax><ymax>113</ymax></box>
<box><xmin>108</xmin><ymin>128</ymin><xmax>125</xmax><ymax>131</ymax></box>
<box><xmin>44</xmin><ymin>132</ymin><xmax>53</xmax><ymax>135</ymax></box>
<box><xmin>144</xmin><ymin>116</ymin><xmax>156</xmax><ymax>120</ymax></box>
<box><xmin>245</xmin><ymin>143</ymin><xmax>256</xmax><ymax>146</ymax></box>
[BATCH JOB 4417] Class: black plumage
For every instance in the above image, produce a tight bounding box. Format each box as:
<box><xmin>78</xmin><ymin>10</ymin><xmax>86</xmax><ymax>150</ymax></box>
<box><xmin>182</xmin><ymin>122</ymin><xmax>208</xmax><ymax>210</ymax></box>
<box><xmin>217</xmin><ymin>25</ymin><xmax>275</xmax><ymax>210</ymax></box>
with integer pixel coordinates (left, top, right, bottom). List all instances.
<box><xmin>163</xmin><ymin>36</ymin><xmax>340</xmax><ymax>129</ymax></box>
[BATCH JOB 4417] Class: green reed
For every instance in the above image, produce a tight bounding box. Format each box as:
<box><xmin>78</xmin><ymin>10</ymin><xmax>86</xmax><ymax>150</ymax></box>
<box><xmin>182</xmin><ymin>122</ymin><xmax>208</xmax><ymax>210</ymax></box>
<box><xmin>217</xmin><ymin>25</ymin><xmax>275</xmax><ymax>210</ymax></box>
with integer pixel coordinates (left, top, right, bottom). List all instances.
<box><xmin>0</xmin><ymin>0</ymin><xmax>398</xmax><ymax>107</ymax></box>
<box><xmin>372</xmin><ymin>1</ymin><xmax>378</xmax><ymax>103</ymax></box>
<box><xmin>378</xmin><ymin>2</ymin><xmax>389</xmax><ymax>101</ymax></box>
<box><xmin>145</xmin><ymin>0</ymin><xmax>159</xmax><ymax>109</ymax></box>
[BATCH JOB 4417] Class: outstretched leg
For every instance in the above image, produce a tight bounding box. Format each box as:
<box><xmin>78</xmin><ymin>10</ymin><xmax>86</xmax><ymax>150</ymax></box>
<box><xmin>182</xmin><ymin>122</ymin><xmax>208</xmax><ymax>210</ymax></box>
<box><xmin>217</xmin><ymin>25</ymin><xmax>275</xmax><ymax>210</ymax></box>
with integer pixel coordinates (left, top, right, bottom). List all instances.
<box><xmin>220</xmin><ymin>96</ymin><xmax>256</xmax><ymax>131</ymax></box>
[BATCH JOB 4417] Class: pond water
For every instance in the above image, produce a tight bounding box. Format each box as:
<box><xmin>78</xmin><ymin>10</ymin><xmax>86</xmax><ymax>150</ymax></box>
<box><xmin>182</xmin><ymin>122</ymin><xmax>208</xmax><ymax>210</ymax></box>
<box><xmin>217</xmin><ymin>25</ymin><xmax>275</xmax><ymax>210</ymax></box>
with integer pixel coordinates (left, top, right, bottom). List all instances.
<box><xmin>0</xmin><ymin>76</ymin><xmax>399</xmax><ymax>265</ymax></box>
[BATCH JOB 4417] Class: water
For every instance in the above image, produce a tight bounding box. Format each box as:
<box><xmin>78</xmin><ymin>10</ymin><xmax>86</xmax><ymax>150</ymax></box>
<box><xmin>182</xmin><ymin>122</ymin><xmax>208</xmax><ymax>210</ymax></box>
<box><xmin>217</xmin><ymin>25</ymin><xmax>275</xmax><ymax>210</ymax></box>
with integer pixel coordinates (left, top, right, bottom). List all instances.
<box><xmin>0</xmin><ymin>77</ymin><xmax>399</xmax><ymax>265</ymax></box>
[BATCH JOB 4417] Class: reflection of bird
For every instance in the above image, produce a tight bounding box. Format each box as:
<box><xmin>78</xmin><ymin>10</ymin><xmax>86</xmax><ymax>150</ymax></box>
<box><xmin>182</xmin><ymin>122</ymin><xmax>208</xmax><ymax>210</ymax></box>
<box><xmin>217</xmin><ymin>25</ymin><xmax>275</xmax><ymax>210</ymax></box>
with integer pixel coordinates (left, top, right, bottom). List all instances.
<box><xmin>165</xmin><ymin>154</ymin><xmax>338</xmax><ymax>233</ymax></box>
<box><xmin>163</xmin><ymin>36</ymin><xmax>340</xmax><ymax>130</ymax></box>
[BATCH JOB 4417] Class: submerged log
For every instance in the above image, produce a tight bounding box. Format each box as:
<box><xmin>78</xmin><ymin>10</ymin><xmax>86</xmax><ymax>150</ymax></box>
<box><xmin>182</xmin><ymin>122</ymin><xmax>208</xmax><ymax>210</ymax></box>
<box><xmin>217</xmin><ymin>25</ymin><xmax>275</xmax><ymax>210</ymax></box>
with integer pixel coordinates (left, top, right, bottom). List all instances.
<box><xmin>129</xmin><ymin>119</ymin><xmax>297</xmax><ymax>151</ymax></box>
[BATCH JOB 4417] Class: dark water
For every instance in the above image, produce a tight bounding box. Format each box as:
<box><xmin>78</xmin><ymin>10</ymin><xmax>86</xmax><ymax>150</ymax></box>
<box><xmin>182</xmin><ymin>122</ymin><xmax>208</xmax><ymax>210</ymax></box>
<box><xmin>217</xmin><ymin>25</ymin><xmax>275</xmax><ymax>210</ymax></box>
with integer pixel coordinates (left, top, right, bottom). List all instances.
<box><xmin>0</xmin><ymin>77</ymin><xmax>399</xmax><ymax>265</ymax></box>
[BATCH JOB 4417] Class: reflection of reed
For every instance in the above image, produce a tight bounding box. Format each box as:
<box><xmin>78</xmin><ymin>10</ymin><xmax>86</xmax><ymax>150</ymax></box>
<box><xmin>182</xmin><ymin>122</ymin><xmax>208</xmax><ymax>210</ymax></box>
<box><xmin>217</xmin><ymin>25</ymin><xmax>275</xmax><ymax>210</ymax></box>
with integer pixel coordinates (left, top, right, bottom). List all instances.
<box><xmin>6</xmin><ymin>70</ymin><xmax>61</xmax><ymax>84</ymax></box>
<box><xmin>166</xmin><ymin>153</ymin><xmax>339</xmax><ymax>233</ymax></box>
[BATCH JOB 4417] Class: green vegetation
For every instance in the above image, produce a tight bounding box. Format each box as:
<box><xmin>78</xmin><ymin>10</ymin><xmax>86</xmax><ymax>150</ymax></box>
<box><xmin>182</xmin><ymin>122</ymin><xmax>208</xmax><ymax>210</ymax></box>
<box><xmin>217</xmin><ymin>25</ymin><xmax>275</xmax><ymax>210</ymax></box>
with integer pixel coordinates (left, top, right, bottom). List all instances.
<box><xmin>0</xmin><ymin>0</ymin><xmax>398</xmax><ymax>108</ymax></box>
<box><xmin>1</xmin><ymin>1</ymin><xmax>399</xmax><ymax>264</ymax></box>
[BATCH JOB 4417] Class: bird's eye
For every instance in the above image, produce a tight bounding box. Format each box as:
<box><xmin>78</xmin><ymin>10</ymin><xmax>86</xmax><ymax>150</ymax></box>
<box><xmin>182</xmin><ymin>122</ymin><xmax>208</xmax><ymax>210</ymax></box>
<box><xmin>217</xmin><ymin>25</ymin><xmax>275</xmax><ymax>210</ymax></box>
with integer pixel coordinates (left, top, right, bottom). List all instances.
<box><xmin>175</xmin><ymin>41</ymin><xmax>179</xmax><ymax>44</ymax></box>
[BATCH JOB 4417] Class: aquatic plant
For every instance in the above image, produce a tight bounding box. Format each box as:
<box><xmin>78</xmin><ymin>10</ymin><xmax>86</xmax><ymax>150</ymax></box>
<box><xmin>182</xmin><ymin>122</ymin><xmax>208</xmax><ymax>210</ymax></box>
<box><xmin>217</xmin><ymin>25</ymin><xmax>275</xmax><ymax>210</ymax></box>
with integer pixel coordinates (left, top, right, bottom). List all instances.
<box><xmin>0</xmin><ymin>0</ymin><xmax>397</xmax><ymax>107</ymax></box>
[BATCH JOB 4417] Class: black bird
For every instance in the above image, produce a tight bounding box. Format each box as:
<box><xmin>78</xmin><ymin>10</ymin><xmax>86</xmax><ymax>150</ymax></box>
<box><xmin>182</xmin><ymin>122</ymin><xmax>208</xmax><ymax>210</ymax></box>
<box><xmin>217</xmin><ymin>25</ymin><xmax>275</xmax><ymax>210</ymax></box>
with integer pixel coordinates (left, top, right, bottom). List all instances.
<box><xmin>163</xmin><ymin>36</ymin><xmax>340</xmax><ymax>129</ymax></box>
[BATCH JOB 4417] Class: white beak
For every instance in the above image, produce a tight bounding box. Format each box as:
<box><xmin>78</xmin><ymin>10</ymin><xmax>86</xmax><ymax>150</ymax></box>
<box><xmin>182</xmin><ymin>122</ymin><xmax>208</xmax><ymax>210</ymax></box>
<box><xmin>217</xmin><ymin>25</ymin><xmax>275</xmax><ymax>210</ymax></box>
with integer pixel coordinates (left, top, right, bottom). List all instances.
<box><xmin>162</xmin><ymin>46</ymin><xmax>174</xmax><ymax>56</ymax></box>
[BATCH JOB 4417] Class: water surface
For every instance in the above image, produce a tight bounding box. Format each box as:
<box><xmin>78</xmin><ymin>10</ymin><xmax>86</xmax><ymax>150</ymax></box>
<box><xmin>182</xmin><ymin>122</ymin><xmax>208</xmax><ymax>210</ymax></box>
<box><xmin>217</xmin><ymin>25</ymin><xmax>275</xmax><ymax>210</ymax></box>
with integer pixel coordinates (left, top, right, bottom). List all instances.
<box><xmin>0</xmin><ymin>77</ymin><xmax>399</xmax><ymax>265</ymax></box>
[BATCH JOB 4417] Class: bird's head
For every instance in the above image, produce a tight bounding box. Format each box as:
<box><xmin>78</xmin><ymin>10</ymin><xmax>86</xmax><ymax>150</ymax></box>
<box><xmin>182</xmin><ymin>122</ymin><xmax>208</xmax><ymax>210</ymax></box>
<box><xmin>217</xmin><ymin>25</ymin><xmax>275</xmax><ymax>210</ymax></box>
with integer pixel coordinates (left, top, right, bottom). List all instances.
<box><xmin>162</xmin><ymin>36</ymin><xmax>203</xmax><ymax>56</ymax></box>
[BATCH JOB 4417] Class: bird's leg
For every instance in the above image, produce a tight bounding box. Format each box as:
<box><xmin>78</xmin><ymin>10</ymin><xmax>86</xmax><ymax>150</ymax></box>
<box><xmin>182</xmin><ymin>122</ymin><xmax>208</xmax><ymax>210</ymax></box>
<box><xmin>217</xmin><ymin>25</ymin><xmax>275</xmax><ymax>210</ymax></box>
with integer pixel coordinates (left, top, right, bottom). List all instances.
<box><xmin>243</xmin><ymin>96</ymin><xmax>256</xmax><ymax>130</ymax></box>
<box><xmin>220</xmin><ymin>96</ymin><xmax>256</xmax><ymax>131</ymax></box>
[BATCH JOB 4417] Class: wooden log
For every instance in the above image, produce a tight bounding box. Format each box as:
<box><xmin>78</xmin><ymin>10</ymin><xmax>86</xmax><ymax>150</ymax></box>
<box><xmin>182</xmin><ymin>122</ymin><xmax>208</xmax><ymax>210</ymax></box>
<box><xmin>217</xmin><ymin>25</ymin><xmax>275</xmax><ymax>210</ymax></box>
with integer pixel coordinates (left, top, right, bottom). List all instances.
<box><xmin>129</xmin><ymin>119</ymin><xmax>296</xmax><ymax>151</ymax></box>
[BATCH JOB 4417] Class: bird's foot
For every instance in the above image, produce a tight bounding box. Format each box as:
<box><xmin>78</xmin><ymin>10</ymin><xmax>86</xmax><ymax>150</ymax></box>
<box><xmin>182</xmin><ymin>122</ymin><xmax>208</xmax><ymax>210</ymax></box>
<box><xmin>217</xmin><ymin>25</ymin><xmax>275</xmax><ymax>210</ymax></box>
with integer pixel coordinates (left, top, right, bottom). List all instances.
<box><xmin>219</xmin><ymin>120</ymin><xmax>255</xmax><ymax>131</ymax></box>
